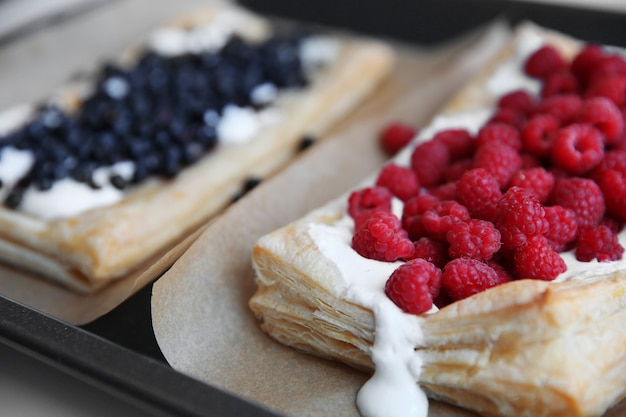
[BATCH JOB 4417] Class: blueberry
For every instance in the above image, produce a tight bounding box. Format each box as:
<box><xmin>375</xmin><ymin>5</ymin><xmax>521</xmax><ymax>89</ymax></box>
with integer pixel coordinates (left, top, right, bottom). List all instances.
<box><xmin>109</xmin><ymin>174</ymin><xmax>127</xmax><ymax>190</ymax></box>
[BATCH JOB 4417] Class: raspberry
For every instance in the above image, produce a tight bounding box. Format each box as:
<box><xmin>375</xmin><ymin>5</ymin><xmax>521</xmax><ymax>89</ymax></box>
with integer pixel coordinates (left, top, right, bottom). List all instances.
<box><xmin>433</xmin><ymin>128</ymin><xmax>475</xmax><ymax>161</ymax></box>
<box><xmin>541</xmin><ymin>70</ymin><xmax>579</xmax><ymax>98</ymax></box>
<box><xmin>489</xmin><ymin>107</ymin><xmax>526</xmax><ymax>129</ymax></box>
<box><xmin>375</xmin><ymin>163</ymin><xmax>419</xmax><ymax>202</ymax></box>
<box><xmin>476</xmin><ymin>122</ymin><xmax>522</xmax><ymax>151</ymax></box>
<box><xmin>485</xmin><ymin>259</ymin><xmax>516</xmax><ymax>283</ymax></box>
<box><xmin>473</xmin><ymin>141</ymin><xmax>522</xmax><ymax>188</ymax></box>
<box><xmin>348</xmin><ymin>186</ymin><xmax>393</xmax><ymax>230</ymax></box>
<box><xmin>571</xmin><ymin>44</ymin><xmax>605</xmax><ymax>85</ymax></box>
<box><xmin>549</xmin><ymin>177</ymin><xmax>606</xmax><ymax>228</ymax></box>
<box><xmin>428</xmin><ymin>181</ymin><xmax>457</xmax><ymax>201</ymax></box>
<box><xmin>422</xmin><ymin>200</ymin><xmax>470</xmax><ymax>241</ymax></box>
<box><xmin>524</xmin><ymin>45</ymin><xmax>567</xmax><ymax>79</ymax></box>
<box><xmin>551</xmin><ymin>124</ymin><xmax>604</xmax><ymax>175</ymax></box>
<box><xmin>576</xmin><ymin>225</ymin><xmax>624</xmax><ymax>262</ymax></box>
<box><xmin>521</xmin><ymin>113</ymin><xmax>560</xmax><ymax>157</ymax></box>
<box><xmin>443</xmin><ymin>159</ymin><xmax>473</xmax><ymax>182</ymax></box>
<box><xmin>543</xmin><ymin>205</ymin><xmax>578</xmax><ymax>250</ymax></box>
<box><xmin>384</xmin><ymin>259</ymin><xmax>442</xmax><ymax>314</ymax></box>
<box><xmin>496</xmin><ymin>187</ymin><xmax>549</xmax><ymax>249</ymax></box>
<box><xmin>446</xmin><ymin>219</ymin><xmax>502</xmax><ymax>260</ymax></box>
<box><xmin>513</xmin><ymin>235</ymin><xmax>567</xmax><ymax>281</ymax></box>
<box><xmin>498</xmin><ymin>89</ymin><xmax>536</xmax><ymax>114</ymax></box>
<box><xmin>352</xmin><ymin>210</ymin><xmax>415</xmax><ymax>262</ymax></box>
<box><xmin>455</xmin><ymin>168</ymin><xmax>502</xmax><ymax>221</ymax></box>
<box><xmin>442</xmin><ymin>258</ymin><xmax>509</xmax><ymax>301</ymax></box>
<box><xmin>596</xmin><ymin>170</ymin><xmax>626</xmax><ymax>222</ymax></box>
<box><xmin>577</xmin><ymin>97</ymin><xmax>624</xmax><ymax>144</ymax></box>
<box><xmin>410</xmin><ymin>237</ymin><xmax>448</xmax><ymax>268</ymax></box>
<box><xmin>584</xmin><ymin>74</ymin><xmax>626</xmax><ymax>107</ymax></box>
<box><xmin>520</xmin><ymin>152</ymin><xmax>542</xmax><ymax>169</ymax></box>
<box><xmin>402</xmin><ymin>193</ymin><xmax>439</xmax><ymax>240</ymax></box>
<box><xmin>537</xmin><ymin>94</ymin><xmax>583</xmax><ymax>124</ymax></box>
<box><xmin>588</xmin><ymin>55</ymin><xmax>626</xmax><ymax>84</ymax></box>
<box><xmin>592</xmin><ymin>149</ymin><xmax>626</xmax><ymax>180</ymax></box>
<box><xmin>508</xmin><ymin>167</ymin><xmax>555</xmax><ymax>204</ymax></box>
<box><xmin>410</xmin><ymin>139</ymin><xmax>450</xmax><ymax>187</ymax></box>
<box><xmin>380</xmin><ymin>122</ymin><xmax>417</xmax><ymax>156</ymax></box>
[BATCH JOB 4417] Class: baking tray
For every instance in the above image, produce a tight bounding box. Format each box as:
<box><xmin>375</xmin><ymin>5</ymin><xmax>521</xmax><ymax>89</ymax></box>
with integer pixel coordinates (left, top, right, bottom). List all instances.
<box><xmin>1</xmin><ymin>1</ymin><xmax>626</xmax><ymax>416</ymax></box>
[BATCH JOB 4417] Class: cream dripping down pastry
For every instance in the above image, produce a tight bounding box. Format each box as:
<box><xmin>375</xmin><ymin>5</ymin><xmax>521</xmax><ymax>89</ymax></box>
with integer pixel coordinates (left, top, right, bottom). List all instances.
<box><xmin>250</xmin><ymin>22</ymin><xmax>626</xmax><ymax>417</ymax></box>
<box><xmin>0</xmin><ymin>6</ymin><xmax>393</xmax><ymax>292</ymax></box>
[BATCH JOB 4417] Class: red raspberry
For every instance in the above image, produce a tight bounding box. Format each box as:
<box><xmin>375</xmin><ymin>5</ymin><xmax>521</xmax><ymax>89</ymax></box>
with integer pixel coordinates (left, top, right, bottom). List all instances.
<box><xmin>537</xmin><ymin>94</ymin><xmax>583</xmax><ymax>124</ymax></box>
<box><xmin>496</xmin><ymin>187</ymin><xmax>549</xmax><ymax>249</ymax></box>
<box><xmin>455</xmin><ymin>168</ymin><xmax>502</xmax><ymax>221</ymax></box>
<box><xmin>549</xmin><ymin>177</ymin><xmax>606</xmax><ymax>228</ymax></box>
<box><xmin>384</xmin><ymin>259</ymin><xmax>442</xmax><ymax>314</ymax></box>
<box><xmin>508</xmin><ymin>167</ymin><xmax>555</xmax><ymax>204</ymax></box>
<box><xmin>446</xmin><ymin>219</ymin><xmax>502</xmax><ymax>260</ymax></box>
<box><xmin>543</xmin><ymin>205</ymin><xmax>578</xmax><ymax>250</ymax></box>
<box><xmin>428</xmin><ymin>181</ymin><xmax>457</xmax><ymax>201</ymax></box>
<box><xmin>489</xmin><ymin>107</ymin><xmax>526</xmax><ymax>129</ymax></box>
<box><xmin>402</xmin><ymin>193</ymin><xmax>439</xmax><ymax>240</ymax></box>
<box><xmin>584</xmin><ymin>74</ymin><xmax>626</xmax><ymax>107</ymax></box>
<box><xmin>576</xmin><ymin>225</ymin><xmax>624</xmax><ymax>262</ymax></box>
<box><xmin>476</xmin><ymin>122</ymin><xmax>522</xmax><ymax>151</ymax></box>
<box><xmin>348</xmin><ymin>186</ymin><xmax>393</xmax><ymax>229</ymax></box>
<box><xmin>513</xmin><ymin>235</ymin><xmax>567</xmax><ymax>281</ymax></box>
<box><xmin>422</xmin><ymin>200</ymin><xmax>470</xmax><ymax>241</ymax></box>
<box><xmin>541</xmin><ymin>70</ymin><xmax>579</xmax><ymax>98</ymax></box>
<box><xmin>596</xmin><ymin>170</ymin><xmax>626</xmax><ymax>222</ymax></box>
<box><xmin>410</xmin><ymin>237</ymin><xmax>448</xmax><ymax>268</ymax></box>
<box><xmin>352</xmin><ymin>210</ymin><xmax>415</xmax><ymax>262</ymax></box>
<box><xmin>380</xmin><ymin>122</ymin><xmax>417</xmax><ymax>156</ymax></box>
<box><xmin>473</xmin><ymin>141</ymin><xmax>522</xmax><ymax>188</ymax></box>
<box><xmin>521</xmin><ymin>113</ymin><xmax>560</xmax><ymax>158</ymax></box>
<box><xmin>520</xmin><ymin>152</ymin><xmax>542</xmax><ymax>169</ymax></box>
<box><xmin>592</xmin><ymin>149</ymin><xmax>626</xmax><ymax>180</ymax></box>
<box><xmin>443</xmin><ymin>159</ymin><xmax>473</xmax><ymax>182</ymax></box>
<box><xmin>433</xmin><ymin>129</ymin><xmax>475</xmax><ymax>161</ymax></box>
<box><xmin>551</xmin><ymin>124</ymin><xmax>604</xmax><ymax>175</ymax></box>
<box><xmin>588</xmin><ymin>54</ymin><xmax>626</xmax><ymax>84</ymax></box>
<box><xmin>577</xmin><ymin>97</ymin><xmax>624</xmax><ymax>144</ymax></box>
<box><xmin>375</xmin><ymin>163</ymin><xmax>420</xmax><ymax>202</ymax></box>
<box><xmin>524</xmin><ymin>45</ymin><xmax>567</xmax><ymax>79</ymax></box>
<box><xmin>498</xmin><ymin>89</ymin><xmax>536</xmax><ymax>114</ymax></box>
<box><xmin>570</xmin><ymin>44</ymin><xmax>606</xmax><ymax>85</ymax></box>
<box><xmin>442</xmin><ymin>258</ymin><xmax>509</xmax><ymax>301</ymax></box>
<box><xmin>410</xmin><ymin>139</ymin><xmax>450</xmax><ymax>187</ymax></box>
<box><xmin>485</xmin><ymin>259</ymin><xmax>516</xmax><ymax>283</ymax></box>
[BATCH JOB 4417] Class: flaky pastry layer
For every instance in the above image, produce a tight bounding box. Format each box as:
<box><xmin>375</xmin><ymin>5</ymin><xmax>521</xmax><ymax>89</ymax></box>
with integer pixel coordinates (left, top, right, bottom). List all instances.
<box><xmin>250</xmin><ymin>23</ymin><xmax>626</xmax><ymax>417</ymax></box>
<box><xmin>0</xmin><ymin>6</ymin><xmax>394</xmax><ymax>292</ymax></box>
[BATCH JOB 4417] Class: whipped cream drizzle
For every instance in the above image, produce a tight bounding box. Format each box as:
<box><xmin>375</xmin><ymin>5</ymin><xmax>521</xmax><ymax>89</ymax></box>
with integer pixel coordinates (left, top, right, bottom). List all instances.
<box><xmin>0</xmin><ymin>19</ymin><xmax>338</xmax><ymax>220</ymax></box>
<box><xmin>308</xmin><ymin>27</ymin><xmax>625</xmax><ymax>417</ymax></box>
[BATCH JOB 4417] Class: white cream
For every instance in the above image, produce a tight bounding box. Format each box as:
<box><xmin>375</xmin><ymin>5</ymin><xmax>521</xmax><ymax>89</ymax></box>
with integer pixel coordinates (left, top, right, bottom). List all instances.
<box><xmin>0</xmin><ymin>147</ymin><xmax>35</xmax><ymax>201</ymax></box>
<box><xmin>0</xmin><ymin>104</ymin><xmax>33</xmax><ymax>136</ymax></box>
<box><xmin>300</xmin><ymin>36</ymin><xmax>340</xmax><ymax>73</ymax></box>
<box><xmin>19</xmin><ymin>161</ymin><xmax>135</xmax><ymax>220</ymax></box>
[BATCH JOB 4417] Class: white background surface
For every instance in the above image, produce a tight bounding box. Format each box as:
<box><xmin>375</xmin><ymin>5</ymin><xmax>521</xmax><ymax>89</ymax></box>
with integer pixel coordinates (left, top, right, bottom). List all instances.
<box><xmin>0</xmin><ymin>0</ymin><xmax>625</xmax><ymax>416</ymax></box>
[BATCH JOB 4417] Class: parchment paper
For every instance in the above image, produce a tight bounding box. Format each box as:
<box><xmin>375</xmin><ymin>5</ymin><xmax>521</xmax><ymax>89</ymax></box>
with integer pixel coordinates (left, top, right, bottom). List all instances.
<box><xmin>151</xmin><ymin>22</ymin><xmax>512</xmax><ymax>417</ymax></box>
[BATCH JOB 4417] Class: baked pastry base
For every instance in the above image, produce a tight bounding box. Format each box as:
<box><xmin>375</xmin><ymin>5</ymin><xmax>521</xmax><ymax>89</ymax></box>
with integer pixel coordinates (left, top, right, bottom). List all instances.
<box><xmin>249</xmin><ymin>23</ymin><xmax>626</xmax><ymax>417</ymax></box>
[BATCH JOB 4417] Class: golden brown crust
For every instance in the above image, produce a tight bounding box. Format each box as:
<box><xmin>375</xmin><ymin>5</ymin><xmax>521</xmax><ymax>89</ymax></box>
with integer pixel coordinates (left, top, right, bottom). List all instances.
<box><xmin>0</xmin><ymin>6</ymin><xmax>394</xmax><ymax>292</ymax></box>
<box><xmin>249</xmin><ymin>23</ymin><xmax>626</xmax><ymax>417</ymax></box>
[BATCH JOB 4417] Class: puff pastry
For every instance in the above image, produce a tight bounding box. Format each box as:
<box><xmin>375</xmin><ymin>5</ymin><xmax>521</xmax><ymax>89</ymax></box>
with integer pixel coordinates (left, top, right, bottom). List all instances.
<box><xmin>0</xmin><ymin>6</ymin><xmax>393</xmax><ymax>292</ymax></box>
<box><xmin>250</xmin><ymin>23</ymin><xmax>626</xmax><ymax>417</ymax></box>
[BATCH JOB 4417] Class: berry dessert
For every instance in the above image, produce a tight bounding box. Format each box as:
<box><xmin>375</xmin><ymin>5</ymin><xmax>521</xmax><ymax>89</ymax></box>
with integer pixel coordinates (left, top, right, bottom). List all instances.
<box><xmin>250</xmin><ymin>23</ymin><xmax>626</xmax><ymax>417</ymax></box>
<box><xmin>0</xmin><ymin>6</ymin><xmax>393</xmax><ymax>292</ymax></box>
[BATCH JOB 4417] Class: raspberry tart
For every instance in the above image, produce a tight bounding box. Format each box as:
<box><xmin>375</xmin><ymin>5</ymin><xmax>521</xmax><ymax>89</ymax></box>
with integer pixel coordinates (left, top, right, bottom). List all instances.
<box><xmin>250</xmin><ymin>23</ymin><xmax>626</xmax><ymax>417</ymax></box>
<box><xmin>0</xmin><ymin>6</ymin><xmax>393</xmax><ymax>292</ymax></box>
